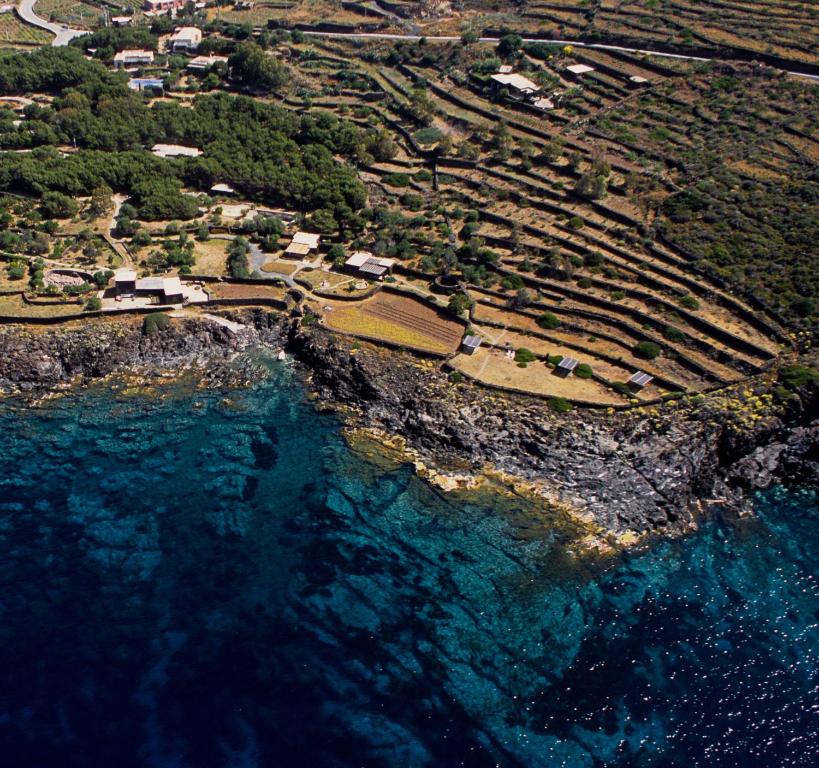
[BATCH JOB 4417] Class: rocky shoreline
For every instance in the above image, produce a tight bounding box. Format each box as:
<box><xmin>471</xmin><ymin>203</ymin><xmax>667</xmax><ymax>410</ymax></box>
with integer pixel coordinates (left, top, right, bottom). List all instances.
<box><xmin>0</xmin><ymin>309</ymin><xmax>816</xmax><ymax>538</ymax></box>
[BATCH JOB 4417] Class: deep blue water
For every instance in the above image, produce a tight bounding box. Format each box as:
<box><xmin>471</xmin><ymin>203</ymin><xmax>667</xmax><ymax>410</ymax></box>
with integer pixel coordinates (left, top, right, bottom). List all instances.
<box><xmin>0</xmin><ymin>360</ymin><xmax>816</xmax><ymax>768</ymax></box>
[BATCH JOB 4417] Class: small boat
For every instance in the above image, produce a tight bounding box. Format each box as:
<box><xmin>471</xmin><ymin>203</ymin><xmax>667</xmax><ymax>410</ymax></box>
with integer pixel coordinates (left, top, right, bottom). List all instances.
<box><xmin>277</xmin><ymin>350</ymin><xmax>286</xmax><ymax>361</ymax></box>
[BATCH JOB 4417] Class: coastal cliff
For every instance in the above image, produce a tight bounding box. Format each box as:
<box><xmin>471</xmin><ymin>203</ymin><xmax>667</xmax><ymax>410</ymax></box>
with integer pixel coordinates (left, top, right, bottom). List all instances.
<box><xmin>0</xmin><ymin>311</ymin><xmax>815</xmax><ymax>537</ymax></box>
<box><xmin>290</xmin><ymin>324</ymin><xmax>818</xmax><ymax>537</ymax></box>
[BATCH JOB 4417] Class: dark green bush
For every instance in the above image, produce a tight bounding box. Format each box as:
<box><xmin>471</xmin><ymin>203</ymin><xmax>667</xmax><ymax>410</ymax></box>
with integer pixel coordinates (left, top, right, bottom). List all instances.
<box><xmin>548</xmin><ymin>397</ymin><xmax>573</xmax><ymax>413</ymax></box>
<box><xmin>663</xmin><ymin>325</ymin><xmax>686</xmax><ymax>343</ymax></box>
<box><xmin>575</xmin><ymin>363</ymin><xmax>593</xmax><ymax>379</ymax></box>
<box><xmin>634</xmin><ymin>341</ymin><xmax>662</xmax><ymax>360</ymax></box>
<box><xmin>143</xmin><ymin>313</ymin><xmax>171</xmax><ymax>335</ymax></box>
<box><xmin>536</xmin><ymin>311</ymin><xmax>561</xmax><ymax>330</ymax></box>
<box><xmin>514</xmin><ymin>347</ymin><xmax>537</xmax><ymax>364</ymax></box>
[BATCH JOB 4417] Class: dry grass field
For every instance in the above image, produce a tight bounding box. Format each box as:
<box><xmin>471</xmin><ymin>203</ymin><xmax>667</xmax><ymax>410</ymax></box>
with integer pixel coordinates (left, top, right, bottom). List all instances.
<box><xmin>0</xmin><ymin>293</ymin><xmax>85</xmax><ymax>318</ymax></box>
<box><xmin>208</xmin><ymin>282</ymin><xmax>288</xmax><ymax>302</ymax></box>
<box><xmin>191</xmin><ymin>239</ymin><xmax>229</xmax><ymax>277</ymax></box>
<box><xmin>451</xmin><ymin>347</ymin><xmax>623</xmax><ymax>405</ymax></box>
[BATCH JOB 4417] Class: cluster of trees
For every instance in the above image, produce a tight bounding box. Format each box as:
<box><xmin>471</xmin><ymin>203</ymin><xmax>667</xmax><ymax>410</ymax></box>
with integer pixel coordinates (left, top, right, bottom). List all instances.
<box><xmin>228</xmin><ymin>41</ymin><xmax>288</xmax><ymax>91</ymax></box>
<box><xmin>0</xmin><ymin>49</ymin><xmax>368</xmax><ymax>232</ymax></box>
<box><xmin>227</xmin><ymin>237</ymin><xmax>250</xmax><ymax>278</ymax></box>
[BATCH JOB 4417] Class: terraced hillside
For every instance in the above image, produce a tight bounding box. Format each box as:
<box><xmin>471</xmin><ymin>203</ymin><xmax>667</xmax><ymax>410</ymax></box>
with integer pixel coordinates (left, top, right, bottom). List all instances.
<box><xmin>0</xmin><ymin>29</ymin><xmax>814</xmax><ymax>407</ymax></box>
<box><xmin>236</xmin><ymin>35</ymin><xmax>810</xmax><ymax>405</ymax></box>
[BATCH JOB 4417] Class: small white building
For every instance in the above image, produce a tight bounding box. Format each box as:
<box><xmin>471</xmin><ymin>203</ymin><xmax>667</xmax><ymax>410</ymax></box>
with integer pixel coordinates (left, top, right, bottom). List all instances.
<box><xmin>111</xmin><ymin>16</ymin><xmax>132</xmax><ymax>26</ymax></box>
<box><xmin>343</xmin><ymin>251</ymin><xmax>395</xmax><ymax>279</ymax></box>
<box><xmin>490</xmin><ymin>73</ymin><xmax>540</xmax><ymax>96</ymax></box>
<box><xmin>284</xmin><ymin>231</ymin><xmax>321</xmax><ymax>258</ymax></box>
<box><xmin>532</xmin><ymin>97</ymin><xmax>555</xmax><ymax>111</ymax></box>
<box><xmin>151</xmin><ymin>143</ymin><xmax>203</xmax><ymax>159</ymax></box>
<box><xmin>460</xmin><ymin>335</ymin><xmax>482</xmax><ymax>355</ymax></box>
<box><xmin>210</xmin><ymin>183</ymin><xmax>236</xmax><ymax>195</ymax></box>
<box><xmin>187</xmin><ymin>54</ymin><xmax>228</xmax><ymax>72</ymax></box>
<box><xmin>628</xmin><ymin>371</ymin><xmax>654</xmax><ymax>389</ymax></box>
<box><xmin>113</xmin><ymin>49</ymin><xmax>155</xmax><ymax>69</ymax></box>
<box><xmin>565</xmin><ymin>64</ymin><xmax>595</xmax><ymax>77</ymax></box>
<box><xmin>169</xmin><ymin>27</ymin><xmax>202</xmax><ymax>53</ymax></box>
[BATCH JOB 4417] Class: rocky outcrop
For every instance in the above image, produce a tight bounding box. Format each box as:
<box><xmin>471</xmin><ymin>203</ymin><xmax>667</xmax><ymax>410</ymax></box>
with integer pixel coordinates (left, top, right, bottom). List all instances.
<box><xmin>291</xmin><ymin>325</ymin><xmax>818</xmax><ymax>536</ymax></box>
<box><xmin>0</xmin><ymin>311</ymin><xmax>814</xmax><ymax>537</ymax></box>
<box><xmin>0</xmin><ymin>311</ymin><xmax>288</xmax><ymax>392</ymax></box>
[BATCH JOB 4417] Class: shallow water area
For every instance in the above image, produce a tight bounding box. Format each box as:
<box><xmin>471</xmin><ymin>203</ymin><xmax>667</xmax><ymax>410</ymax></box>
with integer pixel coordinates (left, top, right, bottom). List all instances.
<box><xmin>0</xmin><ymin>361</ymin><xmax>816</xmax><ymax>767</ymax></box>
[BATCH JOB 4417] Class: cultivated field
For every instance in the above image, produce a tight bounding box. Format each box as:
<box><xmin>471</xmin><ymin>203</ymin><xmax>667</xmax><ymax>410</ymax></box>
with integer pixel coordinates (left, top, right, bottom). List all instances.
<box><xmin>322</xmin><ymin>292</ymin><xmax>463</xmax><ymax>355</ymax></box>
<box><xmin>0</xmin><ymin>13</ymin><xmax>52</xmax><ymax>46</ymax></box>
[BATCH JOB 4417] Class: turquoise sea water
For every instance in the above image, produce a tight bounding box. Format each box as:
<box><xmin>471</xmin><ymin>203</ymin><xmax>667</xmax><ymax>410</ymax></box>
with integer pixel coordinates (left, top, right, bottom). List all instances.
<box><xmin>0</xmin><ymin>360</ymin><xmax>816</xmax><ymax>768</ymax></box>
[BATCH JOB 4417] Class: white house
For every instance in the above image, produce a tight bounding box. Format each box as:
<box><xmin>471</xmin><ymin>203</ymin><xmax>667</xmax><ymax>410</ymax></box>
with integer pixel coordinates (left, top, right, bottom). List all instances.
<box><xmin>284</xmin><ymin>231</ymin><xmax>321</xmax><ymax>257</ymax></box>
<box><xmin>151</xmin><ymin>143</ymin><xmax>203</xmax><ymax>158</ymax></box>
<box><xmin>169</xmin><ymin>27</ymin><xmax>202</xmax><ymax>53</ymax></box>
<box><xmin>187</xmin><ymin>54</ymin><xmax>228</xmax><ymax>72</ymax></box>
<box><xmin>343</xmin><ymin>251</ymin><xmax>395</xmax><ymax>279</ymax></box>
<box><xmin>490</xmin><ymin>72</ymin><xmax>540</xmax><ymax>97</ymax></box>
<box><xmin>113</xmin><ymin>49</ymin><xmax>155</xmax><ymax>69</ymax></box>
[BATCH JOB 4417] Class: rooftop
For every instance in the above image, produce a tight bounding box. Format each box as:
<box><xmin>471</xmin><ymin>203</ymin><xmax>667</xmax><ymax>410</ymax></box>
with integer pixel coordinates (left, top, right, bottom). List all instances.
<box><xmin>557</xmin><ymin>356</ymin><xmax>579</xmax><ymax>371</ymax></box>
<box><xmin>151</xmin><ymin>143</ymin><xmax>202</xmax><ymax>158</ymax></box>
<box><xmin>292</xmin><ymin>231</ymin><xmax>321</xmax><ymax>249</ymax></box>
<box><xmin>490</xmin><ymin>73</ymin><xmax>540</xmax><ymax>93</ymax></box>
<box><xmin>285</xmin><ymin>242</ymin><xmax>312</xmax><ymax>256</ymax></box>
<box><xmin>114</xmin><ymin>268</ymin><xmax>137</xmax><ymax>282</ymax></box>
<box><xmin>171</xmin><ymin>26</ymin><xmax>202</xmax><ymax>41</ymax></box>
<box><xmin>345</xmin><ymin>251</ymin><xmax>394</xmax><ymax>269</ymax></box>
<box><xmin>462</xmin><ymin>335</ymin><xmax>482</xmax><ymax>349</ymax></box>
<box><xmin>566</xmin><ymin>64</ymin><xmax>595</xmax><ymax>75</ymax></box>
<box><xmin>114</xmin><ymin>49</ymin><xmax>154</xmax><ymax>61</ymax></box>
<box><xmin>187</xmin><ymin>55</ymin><xmax>228</xmax><ymax>69</ymax></box>
<box><xmin>629</xmin><ymin>371</ymin><xmax>654</xmax><ymax>387</ymax></box>
<box><xmin>135</xmin><ymin>276</ymin><xmax>183</xmax><ymax>295</ymax></box>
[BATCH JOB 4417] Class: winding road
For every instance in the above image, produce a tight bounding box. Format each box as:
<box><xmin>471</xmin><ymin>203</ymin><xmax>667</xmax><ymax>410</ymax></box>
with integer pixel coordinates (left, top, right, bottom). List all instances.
<box><xmin>16</xmin><ymin>0</ymin><xmax>86</xmax><ymax>46</ymax></box>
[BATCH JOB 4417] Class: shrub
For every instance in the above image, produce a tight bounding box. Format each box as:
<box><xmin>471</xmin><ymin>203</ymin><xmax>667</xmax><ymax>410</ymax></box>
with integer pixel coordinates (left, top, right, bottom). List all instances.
<box><xmin>567</xmin><ymin>216</ymin><xmax>584</xmax><ymax>230</ymax></box>
<box><xmin>536</xmin><ymin>311</ymin><xmax>561</xmax><ymax>330</ymax></box>
<box><xmin>84</xmin><ymin>295</ymin><xmax>102</xmax><ymax>311</ymax></box>
<box><xmin>142</xmin><ymin>313</ymin><xmax>170</xmax><ymax>335</ymax></box>
<box><xmin>779</xmin><ymin>364</ymin><xmax>819</xmax><ymax>391</ymax></box>
<box><xmin>548</xmin><ymin>397</ymin><xmax>573</xmax><ymax>413</ymax></box>
<box><xmin>634</xmin><ymin>341</ymin><xmax>662</xmax><ymax>360</ymax></box>
<box><xmin>413</xmin><ymin>127</ymin><xmax>443</xmax><ymax>145</ymax></box>
<box><xmin>678</xmin><ymin>294</ymin><xmax>700</xmax><ymax>310</ymax></box>
<box><xmin>612</xmin><ymin>381</ymin><xmax>631</xmax><ymax>396</ymax></box>
<box><xmin>383</xmin><ymin>173</ymin><xmax>410</xmax><ymax>187</ymax></box>
<box><xmin>575</xmin><ymin>363</ymin><xmax>593</xmax><ymax>379</ymax></box>
<box><xmin>663</xmin><ymin>325</ymin><xmax>686</xmax><ymax>343</ymax></box>
<box><xmin>7</xmin><ymin>263</ymin><xmax>25</xmax><ymax>280</ymax></box>
<box><xmin>514</xmin><ymin>347</ymin><xmax>537</xmax><ymax>364</ymax></box>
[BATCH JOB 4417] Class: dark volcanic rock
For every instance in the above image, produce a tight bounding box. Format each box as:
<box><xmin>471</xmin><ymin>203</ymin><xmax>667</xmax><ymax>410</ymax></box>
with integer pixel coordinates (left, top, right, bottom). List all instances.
<box><xmin>291</xmin><ymin>326</ymin><xmax>818</xmax><ymax>536</ymax></box>
<box><xmin>0</xmin><ymin>312</ymin><xmax>287</xmax><ymax>392</ymax></box>
<box><xmin>0</xmin><ymin>311</ymin><xmax>814</xmax><ymax>537</ymax></box>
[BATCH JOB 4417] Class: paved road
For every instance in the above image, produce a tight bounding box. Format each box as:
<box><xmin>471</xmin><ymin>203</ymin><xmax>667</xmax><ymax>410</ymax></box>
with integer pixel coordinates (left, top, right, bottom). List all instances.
<box><xmin>16</xmin><ymin>0</ymin><xmax>86</xmax><ymax>46</ymax></box>
<box><xmin>11</xmin><ymin>3</ymin><xmax>817</xmax><ymax>82</ymax></box>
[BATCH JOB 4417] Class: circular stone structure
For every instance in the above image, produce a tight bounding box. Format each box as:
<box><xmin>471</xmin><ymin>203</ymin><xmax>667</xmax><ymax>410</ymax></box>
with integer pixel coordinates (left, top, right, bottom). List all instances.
<box><xmin>44</xmin><ymin>269</ymin><xmax>94</xmax><ymax>289</ymax></box>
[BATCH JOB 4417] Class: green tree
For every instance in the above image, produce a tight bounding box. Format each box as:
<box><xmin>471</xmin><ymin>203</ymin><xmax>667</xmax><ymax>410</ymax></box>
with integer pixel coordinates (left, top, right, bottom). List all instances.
<box><xmin>634</xmin><ymin>341</ymin><xmax>662</xmax><ymax>360</ymax></box>
<box><xmin>447</xmin><ymin>292</ymin><xmax>473</xmax><ymax>317</ymax></box>
<box><xmin>497</xmin><ymin>34</ymin><xmax>522</xmax><ymax>58</ymax></box>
